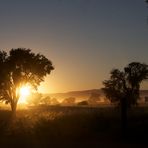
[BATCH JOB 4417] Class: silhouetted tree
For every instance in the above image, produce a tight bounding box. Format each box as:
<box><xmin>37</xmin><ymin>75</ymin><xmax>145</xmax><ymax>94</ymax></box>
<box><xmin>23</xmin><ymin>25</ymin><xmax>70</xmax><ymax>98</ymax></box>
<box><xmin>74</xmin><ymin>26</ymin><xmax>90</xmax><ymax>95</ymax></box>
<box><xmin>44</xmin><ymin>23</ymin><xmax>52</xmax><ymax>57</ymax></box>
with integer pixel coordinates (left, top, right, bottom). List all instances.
<box><xmin>27</xmin><ymin>93</ymin><xmax>43</xmax><ymax>106</ymax></box>
<box><xmin>41</xmin><ymin>96</ymin><xmax>51</xmax><ymax>105</ymax></box>
<box><xmin>102</xmin><ymin>62</ymin><xmax>148</xmax><ymax>133</ymax></box>
<box><xmin>124</xmin><ymin>62</ymin><xmax>148</xmax><ymax>105</ymax></box>
<box><xmin>103</xmin><ymin>62</ymin><xmax>148</xmax><ymax>106</ymax></box>
<box><xmin>62</xmin><ymin>97</ymin><xmax>76</xmax><ymax>105</ymax></box>
<box><xmin>0</xmin><ymin>48</ymin><xmax>54</xmax><ymax>115</ymax></box>
<box><xmin>50</xmin><ymin>98</ymin><xmax>59</xmax><ymax>105</ymax></box>
<box><xmin>88</xmin><ymin>93</ymin><xmax>101</xmax><ymax>105</ymax></box>
<box><xmin>77</xmin><ymin>100</ymin><xmax>88</xmax><ymax>106</ymax></box>
<box><xmin>102</xmin><ymin>69</ymin><xmax>126</xmax><ymax>104</ymax></box>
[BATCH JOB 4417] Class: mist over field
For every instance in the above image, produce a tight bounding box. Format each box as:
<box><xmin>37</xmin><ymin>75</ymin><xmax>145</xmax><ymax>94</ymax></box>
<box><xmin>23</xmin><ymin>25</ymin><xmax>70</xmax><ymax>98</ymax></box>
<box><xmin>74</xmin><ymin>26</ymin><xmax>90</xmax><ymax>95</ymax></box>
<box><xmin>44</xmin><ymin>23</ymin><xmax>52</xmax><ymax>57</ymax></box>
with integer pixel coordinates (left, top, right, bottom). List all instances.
<box><xmin>47</xmin><ymin>89</ymin><xmax>148</xmax><ymax>103</ymax></box>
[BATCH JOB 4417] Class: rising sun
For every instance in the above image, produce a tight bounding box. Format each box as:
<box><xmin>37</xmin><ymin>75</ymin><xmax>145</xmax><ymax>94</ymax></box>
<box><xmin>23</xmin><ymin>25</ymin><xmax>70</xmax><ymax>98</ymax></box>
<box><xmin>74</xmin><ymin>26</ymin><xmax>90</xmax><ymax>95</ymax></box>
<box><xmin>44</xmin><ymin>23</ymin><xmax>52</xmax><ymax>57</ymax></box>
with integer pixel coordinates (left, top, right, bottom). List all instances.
<box><xmin>18</xmin><ymin>85</ymin><xmax>31</xmax><ymax>104</ymax></box>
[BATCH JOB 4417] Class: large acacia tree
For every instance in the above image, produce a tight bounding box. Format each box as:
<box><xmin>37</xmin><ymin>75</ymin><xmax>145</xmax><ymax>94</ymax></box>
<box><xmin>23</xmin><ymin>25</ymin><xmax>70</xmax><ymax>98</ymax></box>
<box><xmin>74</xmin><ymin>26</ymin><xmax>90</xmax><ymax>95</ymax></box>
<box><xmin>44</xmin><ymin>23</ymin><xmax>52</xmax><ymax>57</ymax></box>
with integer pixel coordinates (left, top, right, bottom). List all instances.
<box><xmin>0</xmin><ymin>48</ymin><xmax>54</xmax><ymax>114</ymax></box>
<box><xmin>102</xmin><ymin>62</ymin><xmax>148</xmax><ymax>106</ymax></box>
<box><xmin>102</xmin><ymin>62</ymin><xmax>148</xmax><ymax>132</ymax></box>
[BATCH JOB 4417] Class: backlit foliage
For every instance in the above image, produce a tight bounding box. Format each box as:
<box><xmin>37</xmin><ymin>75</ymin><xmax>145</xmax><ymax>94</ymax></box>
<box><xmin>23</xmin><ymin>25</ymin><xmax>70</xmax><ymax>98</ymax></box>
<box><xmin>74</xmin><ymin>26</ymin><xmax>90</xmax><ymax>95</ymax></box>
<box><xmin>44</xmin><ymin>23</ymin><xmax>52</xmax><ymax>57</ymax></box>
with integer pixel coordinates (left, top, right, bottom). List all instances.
<box><xmin>0</xmin><ymin>48</ymin><xmax>54</xmax><ymax>112</ymax></box>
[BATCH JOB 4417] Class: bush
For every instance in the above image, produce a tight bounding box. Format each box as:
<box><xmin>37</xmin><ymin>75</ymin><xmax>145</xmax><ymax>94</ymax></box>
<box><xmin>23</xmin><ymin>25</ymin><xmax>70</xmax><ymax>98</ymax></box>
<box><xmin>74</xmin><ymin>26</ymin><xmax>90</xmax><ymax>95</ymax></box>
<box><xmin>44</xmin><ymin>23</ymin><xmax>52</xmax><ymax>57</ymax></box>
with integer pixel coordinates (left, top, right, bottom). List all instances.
<box><xmin>77</xmin><ymin>101</ymin><xmax>88</xmax><ymax>106</ymax></box>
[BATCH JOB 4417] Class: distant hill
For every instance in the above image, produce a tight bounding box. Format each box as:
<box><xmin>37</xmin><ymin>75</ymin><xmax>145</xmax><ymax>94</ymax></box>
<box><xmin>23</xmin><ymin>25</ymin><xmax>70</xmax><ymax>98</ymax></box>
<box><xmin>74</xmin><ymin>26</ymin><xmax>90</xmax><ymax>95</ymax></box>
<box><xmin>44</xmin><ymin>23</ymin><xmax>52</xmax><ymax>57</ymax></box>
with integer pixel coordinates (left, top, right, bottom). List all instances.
<box><xmin>48</xmin><ymin>89</ymin><xmax>102</xmax><ymax>102</ymax></box>
<box><xmin>47</xmin><ymin>89</ymin><xmax>148</xmax><ymax>102</ymax></box>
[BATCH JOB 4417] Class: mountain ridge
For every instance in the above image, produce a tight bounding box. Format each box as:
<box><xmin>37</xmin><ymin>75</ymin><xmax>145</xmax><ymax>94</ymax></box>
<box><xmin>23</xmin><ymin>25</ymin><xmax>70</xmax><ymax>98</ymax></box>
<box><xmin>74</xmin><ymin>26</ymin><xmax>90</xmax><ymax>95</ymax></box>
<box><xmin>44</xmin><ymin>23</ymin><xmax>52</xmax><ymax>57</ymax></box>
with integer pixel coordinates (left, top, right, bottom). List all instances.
<box><xmin>46</xmin><ymin>89</ymin><xmax>148</xmax><ymax>101</ymax></box>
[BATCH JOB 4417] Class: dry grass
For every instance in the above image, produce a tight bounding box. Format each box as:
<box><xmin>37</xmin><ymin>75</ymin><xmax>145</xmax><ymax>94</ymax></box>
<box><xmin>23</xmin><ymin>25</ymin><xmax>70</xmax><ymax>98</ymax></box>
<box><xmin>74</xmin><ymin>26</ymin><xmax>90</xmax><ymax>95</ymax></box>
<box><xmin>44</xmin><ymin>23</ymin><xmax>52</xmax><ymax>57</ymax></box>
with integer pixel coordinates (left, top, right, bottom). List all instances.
<box><xmin>0</xmin><ymin>105</ymin><xmax>148</xmax><ymax>148</ymax></box>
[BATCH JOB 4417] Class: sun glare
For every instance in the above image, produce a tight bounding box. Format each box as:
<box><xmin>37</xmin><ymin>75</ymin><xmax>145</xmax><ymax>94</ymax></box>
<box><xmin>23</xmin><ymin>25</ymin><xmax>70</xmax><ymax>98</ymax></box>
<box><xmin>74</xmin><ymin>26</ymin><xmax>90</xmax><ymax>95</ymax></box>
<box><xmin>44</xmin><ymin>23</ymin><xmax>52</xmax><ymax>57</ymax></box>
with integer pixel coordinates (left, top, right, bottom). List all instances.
<box><xmin>18</xmin><ymin>85</ymin><xmax>31</xmax><ymax>104</ymax></box>
<box><xmin>20</xmin><ymin>87</ymin><xmax>30</xmax><ymax>96</ymax></box>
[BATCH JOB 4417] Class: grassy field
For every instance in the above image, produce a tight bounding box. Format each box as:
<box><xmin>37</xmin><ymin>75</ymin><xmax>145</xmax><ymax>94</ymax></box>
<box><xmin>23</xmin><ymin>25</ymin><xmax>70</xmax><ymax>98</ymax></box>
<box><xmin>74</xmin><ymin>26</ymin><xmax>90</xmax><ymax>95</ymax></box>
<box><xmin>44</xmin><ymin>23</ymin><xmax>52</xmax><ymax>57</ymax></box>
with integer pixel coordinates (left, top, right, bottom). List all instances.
<box><xmin>0</xmin><ymin>105</ymin><xmax>148</xmax><ymax>148</ymax></box>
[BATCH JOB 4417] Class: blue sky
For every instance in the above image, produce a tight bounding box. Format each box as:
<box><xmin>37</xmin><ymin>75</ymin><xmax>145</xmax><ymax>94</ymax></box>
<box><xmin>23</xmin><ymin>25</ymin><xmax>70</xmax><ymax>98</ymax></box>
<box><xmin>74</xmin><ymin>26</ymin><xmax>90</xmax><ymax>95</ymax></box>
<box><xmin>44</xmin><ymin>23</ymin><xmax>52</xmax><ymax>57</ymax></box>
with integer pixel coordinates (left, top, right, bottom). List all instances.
<box><xmin>0</xmin><ymin>0</ymin><xmax>148</xmax><ymax>93</ymax></box>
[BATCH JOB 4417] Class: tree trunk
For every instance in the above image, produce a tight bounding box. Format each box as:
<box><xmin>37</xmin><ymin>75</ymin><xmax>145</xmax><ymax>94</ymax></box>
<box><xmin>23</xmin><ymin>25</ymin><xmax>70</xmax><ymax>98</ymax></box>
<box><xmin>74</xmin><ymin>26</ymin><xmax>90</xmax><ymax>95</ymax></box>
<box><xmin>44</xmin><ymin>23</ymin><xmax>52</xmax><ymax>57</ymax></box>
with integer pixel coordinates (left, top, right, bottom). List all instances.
<box><xmin>120</xmin><ymin>97</ymin><xmax>128</xmax><ymax>136</ymax></box>
<box><xmin>10</xmin><ymin>100</ymin><xmax>17</xmax><ymax>118</ymax></box>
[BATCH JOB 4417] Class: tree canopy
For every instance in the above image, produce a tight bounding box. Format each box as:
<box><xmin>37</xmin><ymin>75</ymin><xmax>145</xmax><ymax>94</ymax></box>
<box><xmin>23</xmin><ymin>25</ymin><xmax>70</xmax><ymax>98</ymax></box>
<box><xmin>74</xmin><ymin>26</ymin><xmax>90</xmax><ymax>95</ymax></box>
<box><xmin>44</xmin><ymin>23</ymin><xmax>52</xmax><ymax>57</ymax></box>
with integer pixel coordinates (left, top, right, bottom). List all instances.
<box><xmin>0</xmin><ymin>48</ymin><xmax>54</xmax><ymax>113</ymax></box>
<box><xmin>102</xmin><ymin>62</ymin><xmax>148</xmax><ymax>106</ymax></box>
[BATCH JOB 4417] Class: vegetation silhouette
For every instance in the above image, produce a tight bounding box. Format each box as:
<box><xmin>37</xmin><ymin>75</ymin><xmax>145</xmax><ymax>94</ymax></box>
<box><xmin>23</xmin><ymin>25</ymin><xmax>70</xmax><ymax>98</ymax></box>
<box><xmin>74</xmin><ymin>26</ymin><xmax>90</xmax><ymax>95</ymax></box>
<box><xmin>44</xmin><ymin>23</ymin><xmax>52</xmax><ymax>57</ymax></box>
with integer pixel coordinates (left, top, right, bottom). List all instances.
<box><xmin>77</xmin><ymin>100</ymin><xmax>88</xmax><ymax>106</ymax></box>
<box><xmin>26</xmin><ymin>92</ymin><xmax>43</xmax><ymax>106</ymax></box>
<box><xmin>0</xmin><ymin>48</ymin><xmax>54</xmax><ymax>116</ymax></box>
<box><xmin>88</xmin><ymin>92</ymin><xmax>101</xmax><ymax>105</ymax></box>
<box><xmin>62</xmin><ymin>97</ymin><xmax>76</xmax><ymax>105</ymax></box>
<box><xmin>50</xmin><ymin>98</ymin><xmax>60</xmax><ymax>105</ymax></box>
<box><xmin>102</xmin><ymin>62</ymin><xmax>148</xmax><ymax>134</ymax></box>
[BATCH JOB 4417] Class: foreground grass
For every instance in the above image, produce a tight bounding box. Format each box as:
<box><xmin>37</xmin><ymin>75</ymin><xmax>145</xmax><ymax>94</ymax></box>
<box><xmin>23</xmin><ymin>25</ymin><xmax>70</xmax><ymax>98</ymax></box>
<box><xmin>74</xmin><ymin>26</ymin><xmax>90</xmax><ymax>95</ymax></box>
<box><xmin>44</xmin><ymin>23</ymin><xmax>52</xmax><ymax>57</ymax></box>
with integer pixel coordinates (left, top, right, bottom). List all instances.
<box><xmin>0</xmin><ymin>105</ymin><xmax>148</xmax><ymax>148</ymax></box>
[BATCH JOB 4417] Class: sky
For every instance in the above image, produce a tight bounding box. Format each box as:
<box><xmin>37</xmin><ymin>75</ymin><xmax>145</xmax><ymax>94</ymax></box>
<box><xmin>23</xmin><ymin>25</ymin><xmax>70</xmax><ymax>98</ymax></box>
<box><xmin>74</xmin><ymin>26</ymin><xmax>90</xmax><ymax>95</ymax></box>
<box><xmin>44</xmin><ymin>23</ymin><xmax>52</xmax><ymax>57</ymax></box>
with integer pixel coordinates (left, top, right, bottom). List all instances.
<box><xmin>0</xmin><ymin>0</ymin><xmax>148</xmax><ymax>93</ymax></box>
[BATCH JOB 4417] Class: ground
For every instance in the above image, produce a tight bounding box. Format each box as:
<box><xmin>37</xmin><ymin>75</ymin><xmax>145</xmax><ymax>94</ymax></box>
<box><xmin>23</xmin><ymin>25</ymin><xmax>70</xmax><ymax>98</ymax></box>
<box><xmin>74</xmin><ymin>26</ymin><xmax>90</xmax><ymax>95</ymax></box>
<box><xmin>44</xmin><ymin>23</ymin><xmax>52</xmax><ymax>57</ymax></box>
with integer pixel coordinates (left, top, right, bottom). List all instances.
<box><xmin>0</xmin><ymin>105</ymin><xmax>148</xmax><ymax>148</ymax></box>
